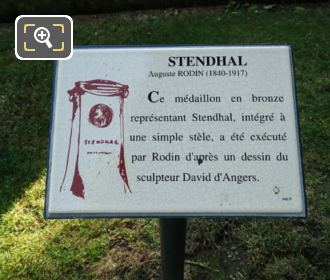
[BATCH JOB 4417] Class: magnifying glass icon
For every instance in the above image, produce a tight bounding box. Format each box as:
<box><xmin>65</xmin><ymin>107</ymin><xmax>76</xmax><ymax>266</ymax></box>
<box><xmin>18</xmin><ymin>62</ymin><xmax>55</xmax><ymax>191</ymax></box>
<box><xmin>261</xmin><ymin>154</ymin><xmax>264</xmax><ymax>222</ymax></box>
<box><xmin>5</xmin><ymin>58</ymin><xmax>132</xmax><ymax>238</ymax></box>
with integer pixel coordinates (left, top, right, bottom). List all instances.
<box><xmin>34</xmin><ymin>27</ymin><xmax>53</xmax><ymax>49</ymax></box>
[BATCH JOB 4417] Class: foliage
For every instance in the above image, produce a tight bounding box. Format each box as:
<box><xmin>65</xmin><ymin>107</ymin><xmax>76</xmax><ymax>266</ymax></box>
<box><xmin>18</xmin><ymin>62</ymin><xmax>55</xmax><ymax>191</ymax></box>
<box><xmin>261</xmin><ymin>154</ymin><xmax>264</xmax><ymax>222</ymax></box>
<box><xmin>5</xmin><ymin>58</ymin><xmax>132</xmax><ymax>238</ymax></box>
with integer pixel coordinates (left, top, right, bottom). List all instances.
<box><xmin>0</xmin><ymin>0</ymin><xmax>326</xmax><ymax>23</ymax></box>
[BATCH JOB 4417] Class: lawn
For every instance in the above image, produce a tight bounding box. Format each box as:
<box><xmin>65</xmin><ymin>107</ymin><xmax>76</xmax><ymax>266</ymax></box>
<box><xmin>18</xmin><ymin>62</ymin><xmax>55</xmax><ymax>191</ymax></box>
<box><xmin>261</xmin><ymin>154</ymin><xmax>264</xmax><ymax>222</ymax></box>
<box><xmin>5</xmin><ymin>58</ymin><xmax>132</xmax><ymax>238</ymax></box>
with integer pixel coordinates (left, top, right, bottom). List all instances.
<box><xmin>0</xmin><ymin>3</ymin><xmax>329</xmax><ymax>280</ymax></box>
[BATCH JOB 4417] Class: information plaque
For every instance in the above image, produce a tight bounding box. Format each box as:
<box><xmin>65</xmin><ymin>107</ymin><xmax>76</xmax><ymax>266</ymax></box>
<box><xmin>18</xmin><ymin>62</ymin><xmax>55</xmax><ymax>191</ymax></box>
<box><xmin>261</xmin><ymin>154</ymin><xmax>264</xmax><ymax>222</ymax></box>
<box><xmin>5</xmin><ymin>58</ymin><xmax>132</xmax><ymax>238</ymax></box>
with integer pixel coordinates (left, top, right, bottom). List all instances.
<box><xmin>45</xmin><ymin>45</ymin><xmax>306</xmax><ymax>218</ymax></box>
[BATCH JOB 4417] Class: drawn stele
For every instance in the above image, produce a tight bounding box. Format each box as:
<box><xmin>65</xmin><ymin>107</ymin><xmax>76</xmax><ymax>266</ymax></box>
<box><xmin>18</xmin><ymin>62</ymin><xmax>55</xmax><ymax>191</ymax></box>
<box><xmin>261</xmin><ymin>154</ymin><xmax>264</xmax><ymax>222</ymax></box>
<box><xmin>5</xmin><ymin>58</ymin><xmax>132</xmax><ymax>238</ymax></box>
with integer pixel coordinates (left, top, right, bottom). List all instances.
<box><xmin>59</xmin><ymin>79</ymin><xmax>131</xmax><ymax>199</ymax></box>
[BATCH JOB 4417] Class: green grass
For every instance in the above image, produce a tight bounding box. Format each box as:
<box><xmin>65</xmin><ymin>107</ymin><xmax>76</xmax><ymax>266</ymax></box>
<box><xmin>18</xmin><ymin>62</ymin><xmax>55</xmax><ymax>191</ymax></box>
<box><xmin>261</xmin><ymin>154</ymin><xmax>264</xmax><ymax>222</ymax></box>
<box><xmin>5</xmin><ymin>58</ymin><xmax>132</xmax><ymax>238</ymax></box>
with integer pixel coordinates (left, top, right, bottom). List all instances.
<box><xmin>0</xmin><ymin>3</ymin><xmax>330</xmax><ymax>279</ymax></box>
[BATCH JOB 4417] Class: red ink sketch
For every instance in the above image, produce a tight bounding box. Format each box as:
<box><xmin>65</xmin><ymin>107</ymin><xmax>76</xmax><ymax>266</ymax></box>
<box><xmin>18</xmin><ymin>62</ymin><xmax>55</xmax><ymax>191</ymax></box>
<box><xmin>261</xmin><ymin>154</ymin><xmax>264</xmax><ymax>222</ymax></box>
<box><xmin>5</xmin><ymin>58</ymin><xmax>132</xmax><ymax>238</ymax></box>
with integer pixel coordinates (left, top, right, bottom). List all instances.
<box><xmin>87</xmin><ymin>151</ymin><xmax>112</xmax><ymax>155</ymax></box>
<box><xmin>119</xmin><ymin>143</ymin><xmax>131</xmax><ymax>193</ymax></box>
<box><xmin>89</xmin><ymin>103</ymin><xmax>113</xmax><ymax>128</ymax></box>
<box><xmin>59</xmin><ymin>79</ymin><xmax>131</xmax><ymax>198</ymax></box>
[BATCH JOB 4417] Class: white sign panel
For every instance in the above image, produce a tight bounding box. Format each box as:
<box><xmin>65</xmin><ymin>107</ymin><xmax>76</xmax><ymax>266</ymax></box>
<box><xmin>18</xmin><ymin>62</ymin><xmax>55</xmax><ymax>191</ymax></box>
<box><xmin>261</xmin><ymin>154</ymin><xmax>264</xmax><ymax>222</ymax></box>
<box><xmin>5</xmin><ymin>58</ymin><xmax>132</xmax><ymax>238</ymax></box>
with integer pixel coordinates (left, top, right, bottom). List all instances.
<box><xmin>45</xmin><ymin>45</ymin><xmax>306</xmax><ymax>218</ymax></box>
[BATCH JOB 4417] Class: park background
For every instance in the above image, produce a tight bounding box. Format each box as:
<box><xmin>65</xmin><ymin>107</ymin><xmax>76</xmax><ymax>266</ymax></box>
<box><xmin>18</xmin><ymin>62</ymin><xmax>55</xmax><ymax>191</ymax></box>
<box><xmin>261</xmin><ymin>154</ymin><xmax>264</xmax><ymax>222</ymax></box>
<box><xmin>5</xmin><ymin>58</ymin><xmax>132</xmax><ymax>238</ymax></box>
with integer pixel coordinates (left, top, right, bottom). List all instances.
<box><xmin>0</xmin><ymin>1</ymin><xmax>329</xmax><ymax>279</ymax></box>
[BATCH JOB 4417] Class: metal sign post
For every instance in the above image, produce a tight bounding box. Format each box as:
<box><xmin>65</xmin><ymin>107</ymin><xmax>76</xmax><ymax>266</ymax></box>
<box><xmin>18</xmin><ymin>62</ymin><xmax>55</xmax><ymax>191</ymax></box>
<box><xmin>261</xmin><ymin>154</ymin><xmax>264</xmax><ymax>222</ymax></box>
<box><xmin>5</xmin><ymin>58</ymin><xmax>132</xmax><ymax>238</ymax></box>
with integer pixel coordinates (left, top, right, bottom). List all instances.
<box><xmin>160</xmin><ymin>219</ymin><xmax>187</xmax><ymax>280</ymax></box>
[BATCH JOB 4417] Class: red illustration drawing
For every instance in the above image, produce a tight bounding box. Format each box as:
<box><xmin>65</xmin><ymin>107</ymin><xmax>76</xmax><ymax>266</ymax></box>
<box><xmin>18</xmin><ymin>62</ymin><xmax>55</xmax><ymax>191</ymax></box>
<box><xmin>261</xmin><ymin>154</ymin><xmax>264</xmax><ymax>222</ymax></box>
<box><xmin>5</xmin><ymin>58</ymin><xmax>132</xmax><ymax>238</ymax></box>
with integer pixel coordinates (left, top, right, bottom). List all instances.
<box><xmin>89</xmin><ymin>103</ymin><xmax>113</xmax><ymax>128</ymax></box>
<box><xmin>59</xmin><ymin>79</ymin><xmax>131</xmax><ymax>198</ymax></box>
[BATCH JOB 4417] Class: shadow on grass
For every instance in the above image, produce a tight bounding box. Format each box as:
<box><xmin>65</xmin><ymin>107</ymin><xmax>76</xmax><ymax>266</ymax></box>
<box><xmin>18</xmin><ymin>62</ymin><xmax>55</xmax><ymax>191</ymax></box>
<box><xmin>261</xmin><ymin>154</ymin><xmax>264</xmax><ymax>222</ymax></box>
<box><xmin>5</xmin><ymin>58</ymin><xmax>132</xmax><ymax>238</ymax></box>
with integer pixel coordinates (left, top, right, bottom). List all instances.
<box><xmin>0</xmin><ymin>146</ymin><xmax>47</xmax><ymax>214</ymax></box>
<box><xmin>0</xmin><ymin>42</ymin><xmax>53</xmax><ymax>215</ymax></box>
